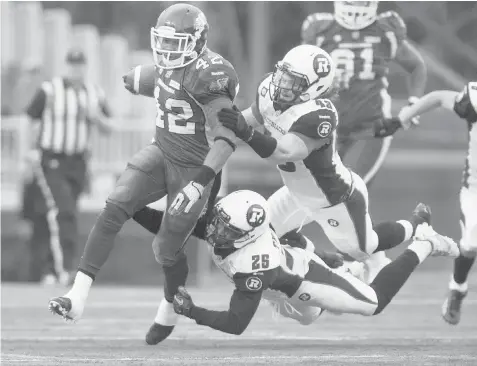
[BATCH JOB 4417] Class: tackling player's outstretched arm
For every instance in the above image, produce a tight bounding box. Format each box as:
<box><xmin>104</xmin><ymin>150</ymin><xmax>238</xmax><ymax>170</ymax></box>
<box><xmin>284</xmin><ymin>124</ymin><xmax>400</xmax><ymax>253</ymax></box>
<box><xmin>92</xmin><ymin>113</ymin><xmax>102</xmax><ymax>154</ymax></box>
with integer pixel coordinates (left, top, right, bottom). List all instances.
<box><xmin>218</xmin><ymin>104</ymin><xmax>336</xmax><ymax>164</ymax></box>
<box><xmin>395</xmin><ymin>40</ymin><xmax>427</xmax><ymax>98</ymax></box>
<box><xmin>173</xmin><ymin>271</ymin><xmax>272</xmax><ymax>335</ymax></box>
<box><xmin>398</xmin><ymin>90</ymin><xmax>459</xmax><ymax>124</ymax></box>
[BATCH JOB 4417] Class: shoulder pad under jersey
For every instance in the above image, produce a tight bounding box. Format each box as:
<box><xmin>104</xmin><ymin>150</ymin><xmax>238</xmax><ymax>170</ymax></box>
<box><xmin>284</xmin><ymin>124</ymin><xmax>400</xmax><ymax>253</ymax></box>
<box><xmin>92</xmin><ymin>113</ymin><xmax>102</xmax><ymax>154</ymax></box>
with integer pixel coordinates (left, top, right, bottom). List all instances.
<box><xmin>184</xmin><ymin>49</ymin><xmax>239</xmax><ymax>105</ymax></box>
<box><xmin>377</xmin><ymin>11</ymin><xmax>407</xmax><ymax>43</ymax></box>
<box><xmin>301</xmin><ymin>13</ymin><xmax>335</xmax><ymax>45</ymax></box>
<box><xmin>289</xmin><ymin>99</ymin><xmax>339</xmax><ymax>139</ymax></box>
<box><xmin>454</xmin><ymin>82</ymin><xmax>477</xmax><ymax>121</ymax></box>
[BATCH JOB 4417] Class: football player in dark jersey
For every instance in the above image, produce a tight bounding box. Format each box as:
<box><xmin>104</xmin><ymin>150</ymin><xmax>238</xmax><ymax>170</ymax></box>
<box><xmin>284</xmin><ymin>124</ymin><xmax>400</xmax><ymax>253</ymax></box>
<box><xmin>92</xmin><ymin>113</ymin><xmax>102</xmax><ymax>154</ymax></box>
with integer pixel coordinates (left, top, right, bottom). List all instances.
<box><xmin>301</xmin><ymin>1</ymin><xmax>427</xmax><ymax>188</ymax></box>
<box><xmin>387</xmin><ymin>82</ymin><xmax>477</xmax><ymax>325</ymax></box>
<box><xmin>49</xmin><ymin>3</ymin><xmax>240</xmax><ymax>344</ymax></box>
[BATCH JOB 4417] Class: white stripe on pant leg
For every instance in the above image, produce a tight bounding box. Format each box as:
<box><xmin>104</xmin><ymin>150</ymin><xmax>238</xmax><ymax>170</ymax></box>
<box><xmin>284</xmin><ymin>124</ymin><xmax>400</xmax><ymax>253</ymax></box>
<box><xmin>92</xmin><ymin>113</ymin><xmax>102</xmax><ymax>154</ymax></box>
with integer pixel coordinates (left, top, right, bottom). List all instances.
<box><xmin>362</xmin><ymin>86</ymin><xmax>393</xmax><ymax>184</ymax></box>
<box><xmin>33</xmin><ymin>162</ymin><xmax>67</xmax><ymax>277</ymax></box>
<box><xmin>363</xmin><ymin>135</ymin><xmax>392</xmax><ymax>184</ymax></box>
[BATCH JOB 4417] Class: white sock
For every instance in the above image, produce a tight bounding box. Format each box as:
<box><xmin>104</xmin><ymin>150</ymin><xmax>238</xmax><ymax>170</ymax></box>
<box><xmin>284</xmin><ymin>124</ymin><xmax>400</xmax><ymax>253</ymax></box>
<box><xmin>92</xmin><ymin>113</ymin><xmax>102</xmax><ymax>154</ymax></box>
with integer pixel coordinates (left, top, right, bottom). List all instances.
<box><xmin>407</xmin><ymin>240</ymin><xmax>432</xmax><ymax>263</ymax></box>
<box><xmin>154</xmin><ymin>298</ymin><xmax>179</xmax><ymax>326</ymax></box>
<box><xmin>65</xmin><ymin>271</ymin><xmax>93</xmax><ymax>301</ymax></box>
<box><xmin>397</xmin><ymin>220</ymin><xmax>414</xmax><ymax>242</ymax></box>
<box><xmin>449</xmin><ymin>276</ymin><xmax>468</xmax><ymax>293</ymax></box>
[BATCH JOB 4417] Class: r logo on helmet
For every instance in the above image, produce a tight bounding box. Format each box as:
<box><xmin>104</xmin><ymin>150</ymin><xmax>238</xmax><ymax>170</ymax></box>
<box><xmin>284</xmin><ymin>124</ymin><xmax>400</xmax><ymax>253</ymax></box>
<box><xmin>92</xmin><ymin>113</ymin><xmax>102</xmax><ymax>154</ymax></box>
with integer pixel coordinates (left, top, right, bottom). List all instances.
<box><xmin>313</xmin><ymin>54</ymin><xmax>331</xmax><ymax>78</ymax></box>
<box><xmin>245</xmin><ymin>276</ymin><xmax>263</xmax><ymax>291</ymax></box>
<box><xmin>247</xmin><ymin>204</ymin><xmax>266</xmax><ymax>227</ymax></box>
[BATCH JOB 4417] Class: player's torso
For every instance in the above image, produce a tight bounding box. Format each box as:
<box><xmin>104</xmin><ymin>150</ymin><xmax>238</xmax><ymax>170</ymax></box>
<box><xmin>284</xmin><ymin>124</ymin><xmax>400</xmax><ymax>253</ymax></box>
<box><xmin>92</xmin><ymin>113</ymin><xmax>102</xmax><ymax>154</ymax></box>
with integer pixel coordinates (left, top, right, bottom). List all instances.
<box><xmin>153</xmin><ymin>50</ymin><xmax>236</xmax><ymax>167</ymax></box>
<box><xmin>310</xmin><ymin>13</ymin><xmax>402</xmax><ymax>128</ymax></box>
<box><xmin>211</xmin><ymin>230</ymin><xmax>308</xmax><ymax>296</ymax></box>
<box><xmin>257</xmin><ymin>76</ymin><xmax>353</xmax><ymax>207</ymax></box>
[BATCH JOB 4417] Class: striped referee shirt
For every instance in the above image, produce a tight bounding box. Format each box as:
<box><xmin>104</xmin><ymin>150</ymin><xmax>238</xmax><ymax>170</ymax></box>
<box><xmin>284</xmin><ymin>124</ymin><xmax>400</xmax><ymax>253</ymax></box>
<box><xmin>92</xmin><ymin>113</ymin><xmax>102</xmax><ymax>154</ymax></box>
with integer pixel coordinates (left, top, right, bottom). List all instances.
<box><xmin>26</xmin><ymin>77</ymin><xmax>111</xmax><ymax>155</ymax></box>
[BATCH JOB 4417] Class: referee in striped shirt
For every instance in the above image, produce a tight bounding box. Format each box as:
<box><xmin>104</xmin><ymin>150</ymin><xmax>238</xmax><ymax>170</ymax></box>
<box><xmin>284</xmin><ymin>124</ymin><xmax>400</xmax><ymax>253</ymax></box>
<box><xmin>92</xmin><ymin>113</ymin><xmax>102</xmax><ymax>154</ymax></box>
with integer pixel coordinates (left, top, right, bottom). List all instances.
<box><xmin>25</xmin><ymin>49</ymin><xmax>112</xmax><ymax>286</ymax></box>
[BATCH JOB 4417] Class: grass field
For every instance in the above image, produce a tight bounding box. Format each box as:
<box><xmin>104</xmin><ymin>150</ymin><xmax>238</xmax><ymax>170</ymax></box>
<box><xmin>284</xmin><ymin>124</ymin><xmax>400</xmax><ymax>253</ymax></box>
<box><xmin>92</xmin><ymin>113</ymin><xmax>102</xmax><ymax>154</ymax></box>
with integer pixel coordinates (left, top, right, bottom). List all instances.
<box><xmin>2</xmin><ymin>273</ymin><xmax>477</xmax><ymax>366</ymax></box>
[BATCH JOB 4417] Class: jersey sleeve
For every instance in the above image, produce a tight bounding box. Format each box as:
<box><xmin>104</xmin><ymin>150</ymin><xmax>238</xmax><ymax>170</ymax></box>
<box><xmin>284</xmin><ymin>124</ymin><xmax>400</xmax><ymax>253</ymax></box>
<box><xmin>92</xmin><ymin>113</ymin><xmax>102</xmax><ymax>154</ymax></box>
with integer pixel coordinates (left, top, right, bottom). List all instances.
<box><xmin>378</xmin><ymin>11</ymin><xmax>407</xmax><ymax>45</ymax></box>
<box><xmin>288</xmin><ymin>99</ymin><xmax>338</xmax><ymax>140</ymax></box>
<box><xmin>454</xmin><ymin>82</ymin><xmax>477</xmax><ymax>122</ymax></box>
<box><xmin>186</xmin><ymin>55</ymin><xmax>239</xmax><ymax>106</ymax></box>
<box><xmin>232</xmin><ymin>269</ymin><xmax>278</xmax><ymax>294</ymax></box>
<box><xmin>301</xmin><ymin>13</ymin><xmax>334</xmax><ymax>45</ymax></box>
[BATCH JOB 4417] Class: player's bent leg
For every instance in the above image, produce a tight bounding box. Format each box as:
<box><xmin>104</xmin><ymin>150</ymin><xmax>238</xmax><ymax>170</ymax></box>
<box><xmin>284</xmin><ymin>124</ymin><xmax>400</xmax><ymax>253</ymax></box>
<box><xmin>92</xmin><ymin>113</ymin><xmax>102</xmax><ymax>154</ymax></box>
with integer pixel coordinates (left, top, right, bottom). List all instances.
<box><xmin>290</xmin><ymin>226</ymin><xmax>459</xmax><ymax>317</ymax></box>
<box><xmin>147</xmin><ymin>179</ymin><xmax>213</xmax><ymax>345</ymax></box>
<box><xmin>268</xmin><ymin>186</ymin><xmax>310</xmax><ymax>238</ymax></box>
<box><xmin>49</xmin><ymin>145</ymin><xmax>167</xmax><ymax>321</ymax></box>
<box><xmin>443</xmin><ymin>188</ymin><xmax>477</xmax><ymax>325</ymax></box>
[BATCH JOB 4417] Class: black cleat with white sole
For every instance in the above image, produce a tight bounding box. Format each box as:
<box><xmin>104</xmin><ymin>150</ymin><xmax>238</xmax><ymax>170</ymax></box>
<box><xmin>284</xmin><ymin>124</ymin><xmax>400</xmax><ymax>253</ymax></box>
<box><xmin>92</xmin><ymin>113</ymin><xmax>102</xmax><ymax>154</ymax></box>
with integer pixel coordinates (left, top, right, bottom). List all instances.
<box><xmin>145</xmin><ymin>323</ymin><xmax>175</xmax><ymax>345</ymax></box>
<box><xmin>48</xmin><ymin>297</ymin><xmax>73</xmax><ymax>320</ymax></box>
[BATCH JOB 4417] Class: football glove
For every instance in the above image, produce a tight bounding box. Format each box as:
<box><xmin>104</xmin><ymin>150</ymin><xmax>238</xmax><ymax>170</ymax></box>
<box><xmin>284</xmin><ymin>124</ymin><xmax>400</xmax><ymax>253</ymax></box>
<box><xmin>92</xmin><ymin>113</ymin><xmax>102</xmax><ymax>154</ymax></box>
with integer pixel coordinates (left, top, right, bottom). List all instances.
<box><xmin>169</xmin><ymin>181</ymin><xmax>204</xmax><ymax>216</ymax></box>
<box><xmin>217</xmin><ymin>106</ymin><xmax>254</xmax><ymax>141</ymax></box>
<box><xmin>173</xmin><ymin>286</ymin><xmax>195</xmax><ymax>319</ymax></box>
<box><xmin>374</xmin><ymin>117</ymin><xmax>403</xmax><ymax>138</ymax></box>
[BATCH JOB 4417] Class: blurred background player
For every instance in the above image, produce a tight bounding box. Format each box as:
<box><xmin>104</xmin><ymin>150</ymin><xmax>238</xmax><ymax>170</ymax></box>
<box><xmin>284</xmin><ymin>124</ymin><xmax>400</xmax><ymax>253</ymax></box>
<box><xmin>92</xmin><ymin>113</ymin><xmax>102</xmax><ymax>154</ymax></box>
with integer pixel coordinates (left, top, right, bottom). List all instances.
<box><xmin>49</xmin><ymin>3</ymin><xmax>240</xmax><ymax>345</ymax></box>
<box><xmin>25</xmin><ymin>49</ymin><xmax>112</xmax><ymax>286</ymax></box>
<box><xmin>301</xmin><ymin>1</ymin><xmax>427</xmax><ymax>188</ymax></box>
<box><xmin>391</xmin><ymin>81</ymin><xmax>477</xmax><ymax>325</ymax></box>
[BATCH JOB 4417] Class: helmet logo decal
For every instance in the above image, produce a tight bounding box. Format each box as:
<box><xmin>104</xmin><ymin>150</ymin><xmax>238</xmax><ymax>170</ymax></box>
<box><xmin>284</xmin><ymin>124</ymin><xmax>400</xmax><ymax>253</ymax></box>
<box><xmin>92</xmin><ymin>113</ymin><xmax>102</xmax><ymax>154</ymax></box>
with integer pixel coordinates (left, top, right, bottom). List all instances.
<box><xmin>313</xmin><ymin>54</ymin><xmax>331</xmax><ymax>77</ymax></box>
<box><xmin>194</xmin><ymin>12</ymin><xmax>207</xmax><ymax>39</ymax></box>
<box><xmin>246</xmin><ymin>205</ymin><xmax>266</xmax><ymax>227</ymax></box>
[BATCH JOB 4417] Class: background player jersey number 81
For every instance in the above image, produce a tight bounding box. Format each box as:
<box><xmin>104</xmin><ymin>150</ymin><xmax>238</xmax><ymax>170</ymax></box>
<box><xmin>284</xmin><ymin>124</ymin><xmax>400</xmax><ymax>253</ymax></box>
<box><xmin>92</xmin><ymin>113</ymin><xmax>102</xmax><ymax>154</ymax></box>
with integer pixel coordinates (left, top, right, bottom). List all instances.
<box><xmin>331</xmin><ymin>47</ymin><xmax>375</xmax><ymax>81</ymax></box>
<box><xmin>155</xmin><ymin>87</ymin><xmax>195</xmax><ymax>135</ymax></box>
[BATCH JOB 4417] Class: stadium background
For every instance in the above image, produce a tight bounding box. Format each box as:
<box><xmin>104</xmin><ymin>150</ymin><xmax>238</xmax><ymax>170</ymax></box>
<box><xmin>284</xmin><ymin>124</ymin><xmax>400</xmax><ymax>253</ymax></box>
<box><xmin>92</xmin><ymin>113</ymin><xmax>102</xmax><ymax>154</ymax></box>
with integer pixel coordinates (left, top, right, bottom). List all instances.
<box><xmin>1</xmin><ymin>1</ymin><xmax>476</xmax><ymax>286</ymax></box>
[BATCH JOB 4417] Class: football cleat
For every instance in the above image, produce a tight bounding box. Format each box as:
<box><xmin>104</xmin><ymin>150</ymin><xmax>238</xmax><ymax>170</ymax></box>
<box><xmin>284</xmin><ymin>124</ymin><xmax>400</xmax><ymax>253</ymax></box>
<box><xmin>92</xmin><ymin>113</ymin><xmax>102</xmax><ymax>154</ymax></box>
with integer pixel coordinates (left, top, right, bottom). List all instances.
<box><xmin>48</xmin><ymin>296</ymin><xmax>82</xmax><ymax>322</ymax></box>
<box><xmin>442</xmin><ymin>289</ymin><xmax>467</xmax><ymax>325</ymax></box>
<box><xmin>145</xmin><ymin>323</ymin><xmax>175</xmax><ymax>345</ymax></box>
<box><xmin>414</xmin><ymin>224</ymin><xmax>460</xmax><ymax>257</ymax></box>
<box><xmin>411</xmin><ymin>203</ymin><xmax>432</xmax><ymax>226</ymax></box>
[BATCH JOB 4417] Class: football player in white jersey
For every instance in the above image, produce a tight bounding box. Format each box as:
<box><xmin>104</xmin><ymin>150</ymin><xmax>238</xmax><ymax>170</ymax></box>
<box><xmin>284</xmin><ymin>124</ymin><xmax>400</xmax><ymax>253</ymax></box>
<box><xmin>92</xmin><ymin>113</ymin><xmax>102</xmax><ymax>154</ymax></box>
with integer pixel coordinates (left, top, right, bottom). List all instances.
<box><xmin>389</xmin><ymin>82</ymin><xmax>477</xmax><ymax>325</ymax></box>
<box><xmin>171</xmin><ymin>190</ymin><xmax>458</xmax><ymax>334</ymax></box>
<box><xmin>216</xmin><ymin>44</ymin><xmax>428</xmax><ymax>283</ymax></box>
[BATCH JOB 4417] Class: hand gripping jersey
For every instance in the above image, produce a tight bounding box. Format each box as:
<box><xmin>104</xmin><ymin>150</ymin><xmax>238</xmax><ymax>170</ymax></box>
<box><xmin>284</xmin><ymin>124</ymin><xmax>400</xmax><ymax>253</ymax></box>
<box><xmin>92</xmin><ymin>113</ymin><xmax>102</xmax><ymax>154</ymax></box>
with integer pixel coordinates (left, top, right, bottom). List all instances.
<box><xmin>152</xmin><ymin>48</ymin><xmax>239</xmax><ymax>167</ymax></box>
<box><xmin>301</xmin><ymin>11</ymin><xmax>407</xmax><ymax>134</ymax></box>
<box><xmin>211</xmin><ymin>229</ymin><xmax>311</xmax><ymax>298</ymax></box>
<box><xmin>454</xmin><ymin>81</ymin><xmax>477</xmax><ymax>189</ymax></box>
<box><xmin>254</xmin><ymin>74</ymin><xmax>353</xmax><ymax>208</ymax></box>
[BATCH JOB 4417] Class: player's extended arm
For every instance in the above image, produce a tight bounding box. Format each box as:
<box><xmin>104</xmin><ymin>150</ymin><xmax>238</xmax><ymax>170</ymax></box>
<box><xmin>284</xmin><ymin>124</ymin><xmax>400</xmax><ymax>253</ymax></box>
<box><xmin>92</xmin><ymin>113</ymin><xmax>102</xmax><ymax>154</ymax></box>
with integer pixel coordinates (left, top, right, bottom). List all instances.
<box><xmin>395</xmin><ymin>41</ymin><xmax>427</xmax><ymax>98</ymax></box>
<box><xmin>398</xmin><ymin>91</ymin><xmax>459</xmax><ymax>124</ymax></box>
<box><xmin>173</xmin><ymin>286</ymin><xmax>262</xmax><ymax>335</ymax></box>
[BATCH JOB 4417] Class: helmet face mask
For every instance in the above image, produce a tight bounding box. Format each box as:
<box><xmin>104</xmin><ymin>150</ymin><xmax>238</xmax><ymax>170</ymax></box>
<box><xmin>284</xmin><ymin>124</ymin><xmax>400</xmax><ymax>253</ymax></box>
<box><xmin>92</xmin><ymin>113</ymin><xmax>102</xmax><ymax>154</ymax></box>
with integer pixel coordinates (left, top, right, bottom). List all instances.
<box><xmin>150</xmin><ymin>4</ymin><xmax>208</xmax><ymax>69</ymax></box>
<box><xmin>205</xmin><ymin>190</ymin><xmax>270</xmax><ymax>250</ymax></box>
<box><xmin>334</xmin><ymin>1</ymin><xmax>379</xmax><ymax>30</ymax></box>
<box><xmin>270</xmin><ymin>62</ymin><xmax>310</xmax><ymax>105</ymax></box>
<box><xmin>206</xmin><ymin>207</ymin><xmax>251</xmax><ymax>250</ymax></box>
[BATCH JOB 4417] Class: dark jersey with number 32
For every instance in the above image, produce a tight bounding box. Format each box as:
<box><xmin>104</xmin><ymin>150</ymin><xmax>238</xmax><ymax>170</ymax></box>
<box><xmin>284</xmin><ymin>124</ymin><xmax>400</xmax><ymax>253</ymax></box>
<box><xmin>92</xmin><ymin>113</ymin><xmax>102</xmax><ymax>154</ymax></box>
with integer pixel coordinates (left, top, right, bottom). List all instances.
<box><xmin>153</xmin><ymin>48</ymin><xmax>239</xmax><ymax>167</ymax></box>
<box><xmin>301</xmin><ymin>11</ymin><xmax>407</xmax><ymax>137</ymax></box>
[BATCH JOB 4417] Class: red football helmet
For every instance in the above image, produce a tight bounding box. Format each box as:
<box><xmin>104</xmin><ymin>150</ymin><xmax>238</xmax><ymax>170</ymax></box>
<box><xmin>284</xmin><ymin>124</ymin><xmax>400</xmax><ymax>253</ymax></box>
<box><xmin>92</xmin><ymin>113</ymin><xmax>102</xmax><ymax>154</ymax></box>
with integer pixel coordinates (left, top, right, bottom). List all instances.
<box><xmin>150</xmin><ymin>3</ymin><xmax>209</xmax><ymax>69</ymax></box>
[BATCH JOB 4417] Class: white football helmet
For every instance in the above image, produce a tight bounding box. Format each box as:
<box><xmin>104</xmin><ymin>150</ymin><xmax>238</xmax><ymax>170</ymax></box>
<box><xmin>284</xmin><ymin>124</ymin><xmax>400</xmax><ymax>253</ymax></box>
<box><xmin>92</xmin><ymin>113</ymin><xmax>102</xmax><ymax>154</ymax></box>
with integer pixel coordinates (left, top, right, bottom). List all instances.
<box><xmin>270</xmin><ymin>44</ymin><xmax>336</xmax><ymax>105</ymax></box>
<box><xmin>334</xmin><ymin>1</ymin><xmax>379</xmax><ymax>30</ymax></box>
<box><xmin>206</xmin><ymin>190</ymin><xmax>270</xmax><ymax>249</ymax></box>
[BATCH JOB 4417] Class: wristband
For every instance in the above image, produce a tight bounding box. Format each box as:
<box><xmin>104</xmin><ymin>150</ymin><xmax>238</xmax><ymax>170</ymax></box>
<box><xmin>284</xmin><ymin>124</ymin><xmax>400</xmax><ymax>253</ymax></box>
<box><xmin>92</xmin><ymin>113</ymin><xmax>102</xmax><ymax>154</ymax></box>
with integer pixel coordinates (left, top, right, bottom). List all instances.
<box><xmin>214</xmin><ymin>136</ymin><xmax>237</xmax><ymax>151</ymax></box>
<box><xmin>247</xmin><ymin>130</ymin><xmax>278</xmax><ymax>158</ymax></box>
<box><xmin>193</xmin><ymin>165</ymin><xmax>216</xmax><ymax>187</ymax></box>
